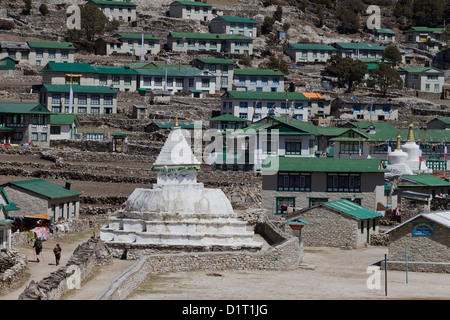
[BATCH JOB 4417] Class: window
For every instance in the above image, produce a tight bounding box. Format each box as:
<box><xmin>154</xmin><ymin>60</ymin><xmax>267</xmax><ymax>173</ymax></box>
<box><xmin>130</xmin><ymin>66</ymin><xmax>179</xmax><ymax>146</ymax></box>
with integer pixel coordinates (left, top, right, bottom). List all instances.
<box><xmin>86</xmin><ymin>133</ymin><xmax>104</xmax><ymax>140</ymax></box>
<box><xmin>50</xmin><ymin>126</ymin><xmax>61</xmax><ymax>135</ymax></box>
<box><xmin>155</xmin><ymin>77</ymin><xmax>162</xmax><ymax>86</ymax></box>
<box><xmin>41</xmin><ymin>133</ymin><xmax>47</xmax><ymax>142</ymax></box>
<box><xmin>52</xmin><ymin>106</ymin><xmax>61</xmax><ymax>113</ymax></box>
<box><xmin>285</xmin><ymin>141</ymin><xmax>302</xmax><ymax>155</ymax></box>
<box><xmin>77</xmin><ymin>107</ymin><xmax>87</xmax><ymax>113</ymax></box>
<box><xmin>48</xmin><ymin>50</ymin><xmax>56</xmax><ymax>58</ymax></box>
<box><xmin>426</xmin><ymin>83</ymin><xmax>430</xmax><ymax>91</ymax></box>
<box><xmin>222</xmin><ymin>65</ymin><xmax>228</xmax><ymax>74</ymax></box>
<box><xmin>382</xmin><ymin>105</ymin><xmax>391</xmax><ymax>114</ymax></box>
<box><xmin>78</xmin><ymin>95</ymin><xmax>87</xmax><ymax>105</ymax></box>
<box><xmin>52</xmin><ymin>94</ymin><xmax>61</xmax><ymax>105</ymax></box>
<box><xmin>176</xmin><ymin>78</ymin><xmax>183</xmax><ymax>87</ymax></box>
<box><xmin>239</xmin><ymin>102</ymin><xmax>248</xmax><ymax>109</ymax></box>
<box><xmin>221</xmin><ymin>76</ymin><xmax>228</xmax><ymax>85</ymax></box>
<box><xmin>373</xmin><ymin>143</ymin><xmax>388</xmax><ymax>154</ymax></box>
<box><xmin>124</xmin><ymin>76</ymin><xmax>132</xmax><ymax>85</ymax></box>
<box><xmin>434</xmin><ymin>84</ymin><xmax>440</xmax><ymax>92</ymax></box>
<box><xmin>91</xmin><ymin>95</ymin><xmax>100</xmax><ymax>105</ymax></box>
<box><xmin>36</xmin><ymin>50</ymin><xmax>43</xmax><ymax>58</ymax></box>
<box><xmin>104</xmin><ymin>95</ymin><xmax>113</xmax><ymax>105</ymax></box>
<box><xmin>31</xmin><ymin>132</ymin><xmax>38</xmax><ymax>141</ymax></box>
<box><xmin>327</xmin><ymin>174</ymin><xmax>361</xmax><ymax>192</ymax></box>
<box><xmin>91</xmin><ymin>107</ymin><xmax>100</xmax><ymax>114</ymax></box>
<box><xmin>167</xmin><ymin>77</ymin><xmax>173</xmax><ymax>87</ymax></box>
<box><xmin>239</xmin><ymin>113</ymin><xmax>248</xmax><ymax>119</ymax></box>
<box><xmin>112</xmin><ymin>76</ymin><xmax>120</xmax><ymax>85</ymax></box>
<box><xmin>143</xmin><ymin>77</ymin><xmax>151</xmax><ymax>86</ymax></box>
<box><xmin>309</xmin><ymin>198</ymin><xmax>328</xmax><ymax>207</ymax></box>
<box><xmin>250</xmin><ymin>77</ymin><xmax>257</xmax><ymax>85</ymax></box>
<box><xmin>261</xmin><ymin>77</ymin><xmax>268</xmax><ymax>85</ymax></box>
<box><xmin>99</xmin><ymin>76</ymin><xmax>107</xmax><ymax>85</ymax></box>
<box><xmin>276</xmin><ymin>197</ymin><xmax>295</xmax><ymax>214</ymax></box>
<box><xmin>277</xmin><ymin>173</ymin><xmax>311</xmax><ymax>191</ymax></box>
<box><xmin>201</xmin><ymin>78</ymin><xmax>210</xmax><ymax>88</ymax></box>
<box><xmin>340</xmin><ymin>141</ymin><xmax>360</xmax><ymax>154</ymax></box>
<box><xmin>353</xmin><ymin>104</ymin><xmax>361</xmax><ymax>113</ymax></box>
<box><xmin>272</xmin><ymin>77</ymin><xmax>279</xmax><ymax>85</ymax></box>
<box><xmin>238</xmin><ymin>76</ymin><xmax>246</xmax><ymax>85</ymax></box>
<box><xmin>427</xmin><ymin>75</ymin><xmax>439</xmax><ymax>81</ymax></box>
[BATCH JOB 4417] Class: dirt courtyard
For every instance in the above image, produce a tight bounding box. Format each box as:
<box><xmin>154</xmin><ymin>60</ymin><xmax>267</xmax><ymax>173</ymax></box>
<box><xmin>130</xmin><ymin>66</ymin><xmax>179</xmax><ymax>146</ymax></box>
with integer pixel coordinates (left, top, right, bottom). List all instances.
<box><xmin>128</xmin><ymin>246</ymin><xmax>449</xmax><ymax>300</ymax></box>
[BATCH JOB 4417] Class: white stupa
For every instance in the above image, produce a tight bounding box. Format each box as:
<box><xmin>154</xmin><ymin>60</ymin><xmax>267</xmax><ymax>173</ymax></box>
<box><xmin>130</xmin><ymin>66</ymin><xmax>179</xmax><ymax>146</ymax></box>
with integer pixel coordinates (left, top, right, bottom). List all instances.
<box><xmin>100</xmin><ymin>118</ymin><xmax>262</xmax><ymax>252</ymax></box>
<box><xmin>386</xmin><ymin>124</ymin><xmax>431</xmax><ymax>177</ymax></box>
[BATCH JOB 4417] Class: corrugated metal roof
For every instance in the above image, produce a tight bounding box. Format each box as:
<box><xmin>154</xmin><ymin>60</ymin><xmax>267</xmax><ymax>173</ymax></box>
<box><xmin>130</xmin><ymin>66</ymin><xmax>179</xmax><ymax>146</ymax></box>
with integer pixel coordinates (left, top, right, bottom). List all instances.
<box><xmin>234</xmin><ymin>68</ymin><xmax>285</xmax><ymax>76</ymax></box>
<box><xmin>324</xmin><ymin>200</ymin><xmax>382</xmax><ymax>220</ymax></box>
<box><xmin>7</xmin><ymin>179</ymin><xmax>81</xmax><ymax>199</ymax></box>
<box><xmin>211</xmin><ymin>15</ymin><xmax>258</xmax><ymax>24</ymax></box>
<box><xmin>385</xmin><ymin>211</ymin><xmax>450</xmax><ymax>234</ymax></box>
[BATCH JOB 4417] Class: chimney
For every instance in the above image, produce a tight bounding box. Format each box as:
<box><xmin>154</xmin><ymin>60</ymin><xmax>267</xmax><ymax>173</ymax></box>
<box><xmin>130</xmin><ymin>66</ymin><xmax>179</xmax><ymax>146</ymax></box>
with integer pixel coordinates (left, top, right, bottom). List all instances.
<box><xmin>65</xmin><ymin>182</ymin><xmax>72</xmax><ymax>190</ymax></box>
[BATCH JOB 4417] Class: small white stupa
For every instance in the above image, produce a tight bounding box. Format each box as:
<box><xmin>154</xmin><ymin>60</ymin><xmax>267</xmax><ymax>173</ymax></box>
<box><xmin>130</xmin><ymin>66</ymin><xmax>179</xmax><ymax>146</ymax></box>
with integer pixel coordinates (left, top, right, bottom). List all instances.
<box><xmin>386</xmin><ymin>124</ymin><xmax>431</xmax><ymax>177</ymax></box>
<box><xmin>100</xmin><ymin>117</ymin><xmax>262</xmax><ymax>252</ymax></box>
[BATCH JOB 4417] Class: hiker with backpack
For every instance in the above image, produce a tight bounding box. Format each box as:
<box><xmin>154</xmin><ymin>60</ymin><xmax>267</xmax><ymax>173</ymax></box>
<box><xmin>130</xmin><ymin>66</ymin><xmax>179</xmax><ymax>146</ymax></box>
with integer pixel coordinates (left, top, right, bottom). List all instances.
<box><xmin>53</xmin><ymin>243</ymin><xmax>62</xmax><ymax>266</ymax></box>
<box><xmin>33</xmin><ymin>236</ymin><xmax>43</xmax><ymax>262</ymax></box>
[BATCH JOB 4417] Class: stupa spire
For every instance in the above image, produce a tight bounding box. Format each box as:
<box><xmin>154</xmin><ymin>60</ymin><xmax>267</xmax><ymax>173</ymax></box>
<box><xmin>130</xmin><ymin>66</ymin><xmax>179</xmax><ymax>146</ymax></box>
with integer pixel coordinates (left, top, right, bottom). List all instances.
<box><xmin>407</xmin><ymin>123</ymin><xmax>414</xmax><ymax>142</ymax></box>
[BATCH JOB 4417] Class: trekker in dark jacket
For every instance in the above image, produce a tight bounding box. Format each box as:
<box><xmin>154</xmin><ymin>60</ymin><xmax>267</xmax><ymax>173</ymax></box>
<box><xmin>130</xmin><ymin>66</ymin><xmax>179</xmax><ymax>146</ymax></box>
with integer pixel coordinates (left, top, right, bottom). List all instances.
<box><xmin>53</xmin><ymin>243</ymin><xmax>62</xmax><ymax>266</ymax></box>
<box><xmin>33</xmin><ymin>238</ymin><xmax>43</xmax><ymax>262</ymax></box>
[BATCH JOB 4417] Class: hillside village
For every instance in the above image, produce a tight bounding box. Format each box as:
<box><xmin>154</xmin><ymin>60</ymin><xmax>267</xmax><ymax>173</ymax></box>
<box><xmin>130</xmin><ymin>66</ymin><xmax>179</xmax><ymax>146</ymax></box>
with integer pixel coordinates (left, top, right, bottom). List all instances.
<box><xmin>0</xmin><ymin>0</ymin><xmax>449</xmax><ymax>301</ymax></box>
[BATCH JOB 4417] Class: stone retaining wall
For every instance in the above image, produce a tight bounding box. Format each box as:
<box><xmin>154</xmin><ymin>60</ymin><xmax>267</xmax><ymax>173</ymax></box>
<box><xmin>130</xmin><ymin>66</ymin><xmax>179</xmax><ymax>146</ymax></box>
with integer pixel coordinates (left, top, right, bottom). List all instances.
<box><xmin>97</xmin><ymin>218</ymin><xmax>299</xmax><ymax>300</ymax></box>
<box><xmin>18</xmin><ymin>238</ymin><xmax>111</xmax><ymax>300</ymax></box>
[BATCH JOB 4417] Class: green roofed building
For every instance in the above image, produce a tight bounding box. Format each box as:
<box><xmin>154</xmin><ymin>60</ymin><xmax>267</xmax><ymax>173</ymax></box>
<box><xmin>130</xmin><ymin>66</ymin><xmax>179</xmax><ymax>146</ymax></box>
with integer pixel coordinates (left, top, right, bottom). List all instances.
<box><xmin>87</xmin><ymin>0</ymin><xmax>137</xmax><ymax>22</ymax></box>
<box><xmin>283</xmin><ymin>43</ymin><xmax>337</xmax><ymax>63</ymax></box>
<box><xmin>95</xmin><ymin>33</ymin><xmax>161</xmax><ymax>57</ymax></box>
<box><xmin>373</xmin><ymin>28</ymin><xmax>396</xmax><ymax>42</ymax></box>
<box><xmin>2</xmin><ymin>179</ymin><xmax>81</xmax><ymax>221</ymax></box>
<box><xmin>41</xmin><ymin>62</ymin><xmax>138</xmax><ymax>92</ymax></box>
<box><xmin>210</xmin><ymin>15</ymin><xmax>258</xmax><ymax>37</ymax></box>
<box><xmin>167</xmin><ymin>32</ymin><xmax>253</xmax><ymax>55</ymax></box>
<box><xmin>0</xmin><ymin>102</ymin><xmax>51</xmax><ymax>147</ymax></box>
<box><xmin>333</xmin><ymin>42</ymin><xmax>385</xmax><ymax>59</ymax></box>
<box><xmin>404</xmin><ymin>27</ymin><xmax>444</xmax><ymax>44</ymax></box>
<box><xmin>261</xmin><ymin>156</ymin><xmax>386</xmax><ymax>215</ymax></box>
<box><xmin>220</xmin><ymin>91</ymin><xmax>309</xmax><ymax>121</ymax></box>
<box><xmin>50</xmin><ymin>114</ymin><xmax>78</xmax><ymax>140</ymax></box>
<box><xmin>232</xmin><ymin>68</ymin><xmax>285</xmax><ymax>92</ymax></box>
<box><xmin>169</xmin><ymin>1</ymin><xmax>214</xmax><ymax>21</ymax></box>
<box><xmin>286</xmin><ymin>199</ymin><xmax>382</xmax><ymax>248</ymax></box>
<box><xmin>39</xmin><ymin>83</ymin><xmax>118</xmax><ymax>115</ymax></box>
<box><xmin>191</xmin><ymin>57</ymin><xmax>235</xmax><ymax>91</ymax></box>
<box><xmin>27</xmin><ymin>41</ymin><xmax>76</xmax><ymax>65</ymax></box>
<box><xmin>396</xmin><ymin>66</ymin><xmax>445</xmax><ymax>92</ymax></box>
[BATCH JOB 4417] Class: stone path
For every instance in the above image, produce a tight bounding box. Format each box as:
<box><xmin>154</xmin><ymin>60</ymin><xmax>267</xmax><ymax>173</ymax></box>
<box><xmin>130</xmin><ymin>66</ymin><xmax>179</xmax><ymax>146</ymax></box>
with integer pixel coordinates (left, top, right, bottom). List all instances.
<box><xmin>1</xmin><ymin>232</ymin><xmax>134</xmax><ymax>300</ymax></box>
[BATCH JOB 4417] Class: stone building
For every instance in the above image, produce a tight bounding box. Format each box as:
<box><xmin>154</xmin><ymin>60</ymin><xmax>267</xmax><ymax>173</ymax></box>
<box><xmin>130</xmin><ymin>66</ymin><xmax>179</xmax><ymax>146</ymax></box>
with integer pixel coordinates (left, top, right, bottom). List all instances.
<box><xmin>397</xmin><ymin>67</ymin><xmax>445</xmax><ymax>93</ymax></box>
<box><xmin>168</xmin><ymin>0</ymin><xmax>214</xmax><ymax>21</ymax></box>
<box><xmin>1</xmin><ymin>179</ymin><xmax>81</xmax><ymax>222</ymax></box>
<box><xmin>88</xmin><ymin>0</ymin><xmax>137</xmax><ymax>22</ymax></box>
<box><xmin>333</xmin><ymin>42</ymin><xmax>385</xmax><ymax>59</ymax></box>
<box><xmin>209</xmin><ymin>15</ymin><xmax>258</xmax><ymax>37</ymax></box>
<box><xmin>27</xmin><ymin>41</ymin><xmax>76</xmax><ymax>66</ymax></box>
<box><xmin>283</xmin><ymin>43</ymin><xmax>337</xmax><ymax>63</ymax></box>
<box><xmin>331</xmin><ymin>95</ymin><xmax>399</xmax><ymax>121</ymax></box>
<box><xmin>261</xmin><ymin>157</ymin><xmax>386</xmax><ymax>214</ymax></box>
<box><xmin>95</xmin><ymin>33</ymin><xmax>161</xmax><ymax>57</ymax></box>
<box><xmin>39</xmin><ymin>84</ymin><xmax>118</xmax><ymax>115</ymax></box>
<box><xmin>191</xmin><ymin>57</ymin><xmax>235</xmax><ymax>92</ymax></box>
<box><xmin>287</xmin><ymin>199</ymin><xmax>382</xmax><ymax>249</ymax></box>
<box><xmin>167</xmin><ymin>32</ymin><xmax>253</xmax><ymax>55</ymax></box>
<box><xmin>385</xmin><ymin>211</ymin><xmax>450</xmax><ymax>273</ymax></box>
<box><xmin>232</xmin><ymin>69</ymin><xmax>285</xmax><ymax>92</ymax></box>
<box><xmin>0</xmin><ymin>102</ymin><xmax>52</xmax><ymax>147</ymax></box>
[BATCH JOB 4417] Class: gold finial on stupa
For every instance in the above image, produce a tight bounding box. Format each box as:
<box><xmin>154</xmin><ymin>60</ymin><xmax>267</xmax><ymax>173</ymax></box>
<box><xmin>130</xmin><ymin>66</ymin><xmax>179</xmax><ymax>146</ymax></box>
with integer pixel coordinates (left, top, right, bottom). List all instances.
<box><xmin>407</xmin><ymin>123</ymin><xmax>414</xmax><ymax>142</ymax></box>
<box><xmin>396</xmin><ymin>132</ymin><xmax>402</xmax><ymax>150</ymax></box>
<box><xmin>174</xmin><ymin>114</ymin><xmax>179</xmax><ymax>127</ymax></box>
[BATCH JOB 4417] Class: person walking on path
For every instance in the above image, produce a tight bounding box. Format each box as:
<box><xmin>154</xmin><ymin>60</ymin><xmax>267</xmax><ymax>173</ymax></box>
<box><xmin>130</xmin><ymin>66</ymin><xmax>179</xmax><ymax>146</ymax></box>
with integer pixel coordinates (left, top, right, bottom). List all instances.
<box><xmin>33</xmin><ymin>237</ymin><xmax>43</xmax><ymax>263</ymax></box>
<box><xmin>53</xmin><ymin>243</ymin><xmax>62</xmax><ymax>266</ymax></box>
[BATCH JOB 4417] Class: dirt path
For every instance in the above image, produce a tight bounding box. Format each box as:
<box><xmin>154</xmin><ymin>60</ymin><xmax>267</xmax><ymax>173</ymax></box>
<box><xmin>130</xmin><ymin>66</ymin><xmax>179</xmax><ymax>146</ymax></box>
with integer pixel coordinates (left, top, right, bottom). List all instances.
<box><xmin>0</xmin><ymin>232</ymin><xmax>134</xmax><ymax>300</ymax></box>
<box><xmin>128</xmin><ymin>246</ymin><xmax>450</xmax><ymax>300</ymax></box>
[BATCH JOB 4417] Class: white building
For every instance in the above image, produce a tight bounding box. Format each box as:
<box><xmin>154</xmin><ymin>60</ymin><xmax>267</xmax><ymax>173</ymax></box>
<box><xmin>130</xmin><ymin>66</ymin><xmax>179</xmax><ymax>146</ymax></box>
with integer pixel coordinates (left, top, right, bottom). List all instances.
<box><xmin>168</xmin><ymin>0</ymin><xmax>214</xmax><ymax>21</ymax></box>
<box><xmin>88</xmin><ymin>0</ymin><xmax>137</xmax><ymax>22</ymax></box>
<box><xmin>209</xmin><ymin>15</ymin><xmax>258</xmax><ymax>37</ymax></box>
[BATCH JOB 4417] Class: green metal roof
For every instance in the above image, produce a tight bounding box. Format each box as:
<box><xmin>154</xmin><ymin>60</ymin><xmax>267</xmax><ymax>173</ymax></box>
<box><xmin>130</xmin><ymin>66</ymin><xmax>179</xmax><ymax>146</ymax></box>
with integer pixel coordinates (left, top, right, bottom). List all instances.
<box><xmin>50</xmin><ymin>114</ymin><xmax>77</xmax><ymax>125</ymax></box>
<box><xmin>93</xmin><ymin>65</ymin><xmax>137</xmax><ymax>75</ymax></box>
<box><xmin>27</xmin><ymin>41</ymin><xmax>76</xmax><ymax>49</ymax></box>
<box><xmin>375</xmin><ymin>28</ymin><xmax>395</xmax><ymax>34</ymax></box>
<box><xmin>168</xmin><ymin>32</ymin><xmax>252</xmax><ymax>40</ymax></box>
<box><xmin>89</xmin><ymin>0</ymin><xmax>137</xmax><ymax>6</ymax></box>
<box><xmin>134</xmin><ymin>65</ymin><xmax>213</xmax><ymax>77</ymax></box>
<box><xmin>0</xmin><ymin>103</ymin><xmax>51</xmax><ymax>114</ymax></box>
<box><xmin>7</xmin><ymin>179</ymin><xmax>81</xmax><ymax>199</ymax></box>
<box><xmin>285</xmin><ymin>43</ymin><xmax>337</xmax><ymax>51</ymax></box>
<box><xmin>170</xmin><ymin>1</ymin><xmax>213</xmax><ymax>6</ymax></box>
<box><xmin>262</xmin><ymin>157</ymin><xmax>385</xmax><ymax>173</ymax></box>
<box><xmin>396</xmin><ymin>67</ymin><xmax>443</xmax><ymax>74</ymax></box>
<box><xmin>152</xmin><ymin>122</ymin><xmax>204</xmax><ymax>129</ymax></box>
<box><xmin>211</xmin><ymin>15</ymin><xmax>258</xmax><ymax>24</ymax></box>
<box><xmin>323</xmin><ymin>200</ymin><xmax>382</xmax><ymax>220</ymax></box>
<box><xmin>222</xmin><ymin>91</ymin><xmax>309</xmax><ymax>101</ymax></box>
<box><xmin>334</xmin><ymin>42</ymin><xmax>385</xmax><ymax>51</ymax></box>
<box><xmin>116</xmin><ymin>33</ymin><xmax>160</xmax><ymax>40</ymax></box>
<box><xmin>234</xmin><ymin>68</ymin><xmax>285</xmax><ymax>76</ymax></box>
<box><xmin>195</xmin><ymin>58</ymin><xmax>235</xmax><ymax>65</ymax></box>
<box><xmin>406</xmin><ymin>27</ymin><xmax>444</xmax><ymax>33</ymax></box>
<box><xmin>41</xmin><ymin>84</ymin><xmax>118</xmax><ymax>94</ymax></box>
<box><xmin>400</xmin><ymin>175</ymin><xmax>450</xmax><ymax>187</ymax></box>
<box><xmin>41</xmin><ymin>62</ymin><xmax>97</xmax><ymax>73</ymax></box>
<box><xmin>207</xmin><ymin>114</ymin><xmax>250</xmax><ymax>122</ymax></box>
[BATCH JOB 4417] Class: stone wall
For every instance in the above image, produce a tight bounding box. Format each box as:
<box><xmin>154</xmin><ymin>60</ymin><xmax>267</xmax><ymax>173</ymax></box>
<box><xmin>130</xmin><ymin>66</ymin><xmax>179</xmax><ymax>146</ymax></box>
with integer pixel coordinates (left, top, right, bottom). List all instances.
<box><xmin>386</xmin><ymin>216</ymin><xmax>450</xmax><ymax>273</ymax></box>
<box><xmin>97</xmin><ymin>218</ymin><xmax>300</xmax><ymax>300</ymax></box>
<box><xmin>0</xmin><ymin>251</ymin><xmax>27</xmax><ymax>295</ymax></box>
<box><xmin>18</xmin><ymin>237</ymin><xmax>112</xmax><ymax>300</ymax></box>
